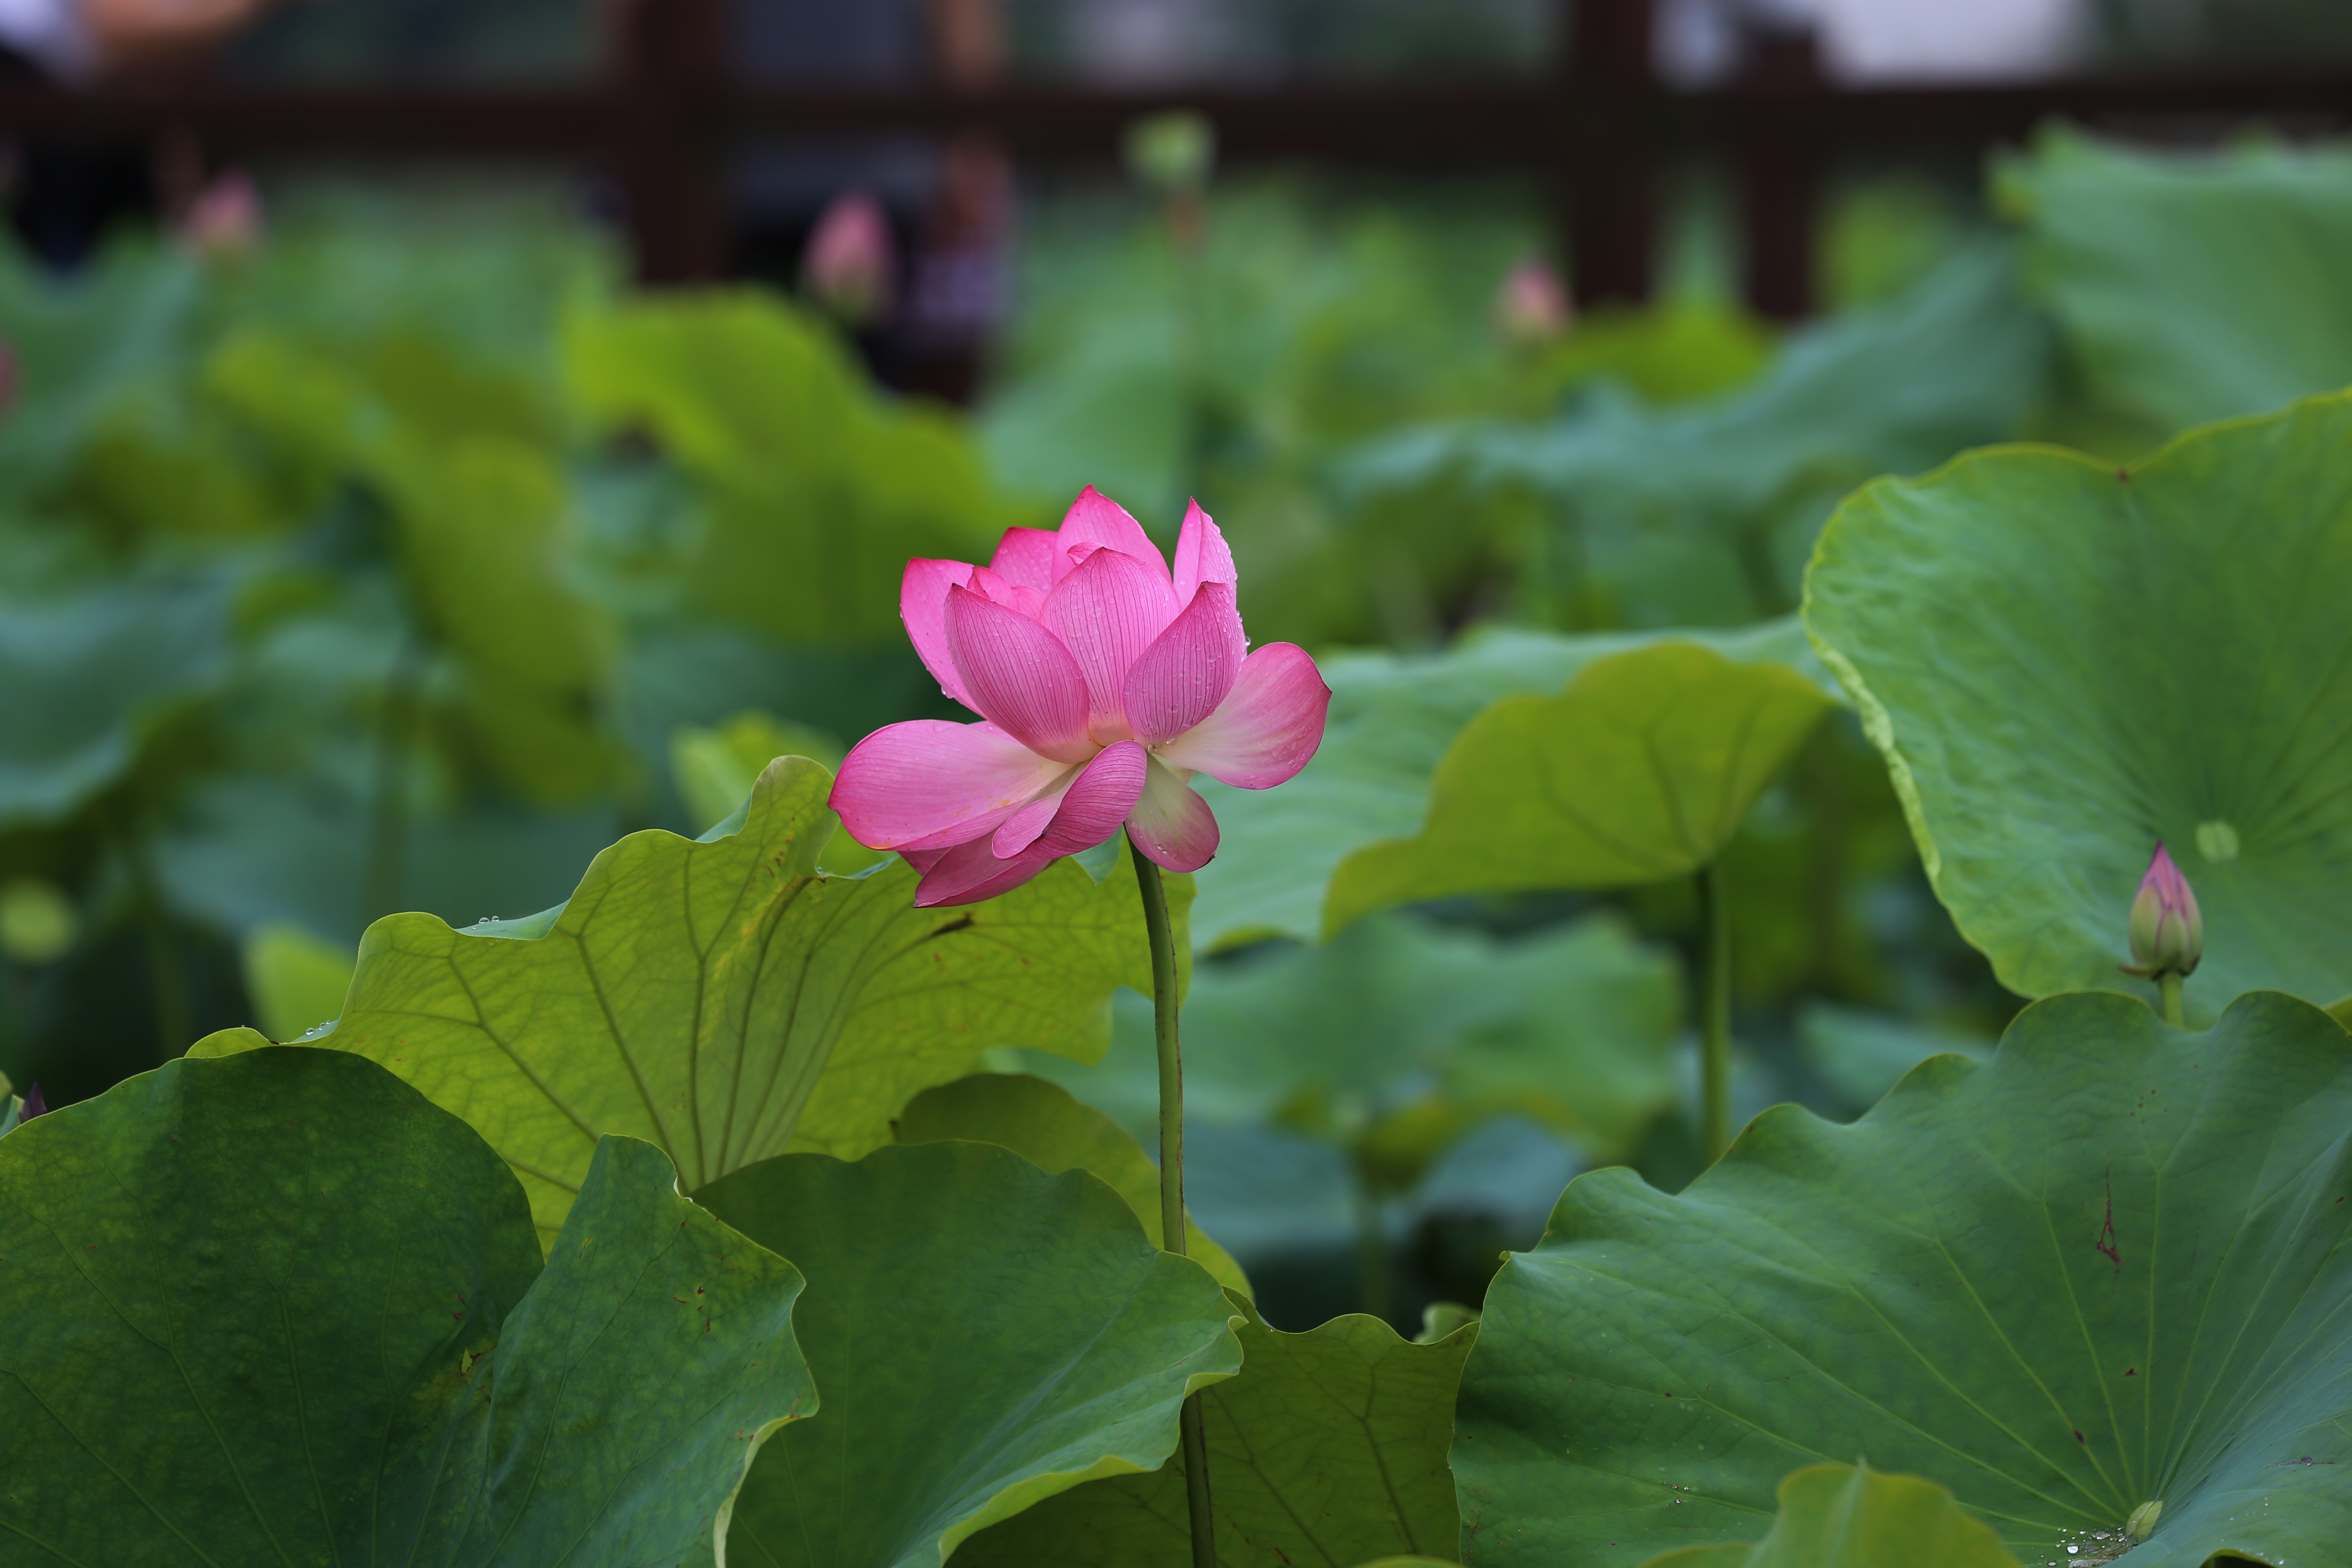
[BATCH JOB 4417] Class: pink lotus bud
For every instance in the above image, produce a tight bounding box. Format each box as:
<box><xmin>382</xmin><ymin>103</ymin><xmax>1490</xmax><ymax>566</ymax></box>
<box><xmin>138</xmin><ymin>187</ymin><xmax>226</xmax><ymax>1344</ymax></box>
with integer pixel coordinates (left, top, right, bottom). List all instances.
<box><xmin>2124</xmin><ymin>842</ymin><xmax>2202</xmax><ymax>979</ymax></box>
<box><xmin>1494</xmin><ymin>257</ymin><xmax>1571</xmax><ymax>344</ymax></box>
<box><xmin>179</xmin><ymin>172</ymin><xmax>263</xmax><ymax>256</ymax></box>
<box><xmin>19</xmin><ymin>1083</ymin><xmax>45</xmax><ymax>1121</ymax></box>
<box><xmin>802</xmin><ymin>192</ymin><xmax>897</xmax><ymax>328</ymax></box>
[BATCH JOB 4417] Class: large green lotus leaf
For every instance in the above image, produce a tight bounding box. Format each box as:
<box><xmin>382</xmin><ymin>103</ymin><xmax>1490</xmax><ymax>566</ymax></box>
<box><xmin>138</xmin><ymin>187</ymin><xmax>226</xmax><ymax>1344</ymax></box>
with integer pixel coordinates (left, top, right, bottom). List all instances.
<box><xmin>1014</xmin><ymin>910</ymin><xmax>1679</xmax><ymax>1168</ymax></box>
<box><xmin>1454</xmin><ymin>989</ymin><xmax>2352</xmax><ymax>1568</ymax></box>
<box><xmin>0</xmin><ymin>1047</ymin><xmax>812</xmax><ymax>1565</ymax></box>
<box><xmin>1804</xmin><ymin>394</ymin><xmax>2352</xmax><ymax>1024</ymax></box>
<box><xmin>1326</xmin><ymin>642</ymin><xmax>1835</xmax><ymax>931</ymax></box>
<box><xmin>192</xmin><ymin>756</ymin><xmax>1178</xmax><ymax>1243</ymax></box>
<box><xmin>1190</xmin><ymin>617</ymin><xmax>1830</xmax><ymax>949</ymax></box>
<box><xmin>562</xmin><ymin>292</ymin><xmax>1012</xmax><ymax>646</ymax></box>
<box><xmin>1997</xmin><ymin>128</ymin><xmax>2352</xmax><ymax>435</ymax></box>
<box><xmin>0</xmin><ymin>575</ymin><xmax>233</xmax><ymax>830</ymax></box>
<box><xmin>894</xmin><ymin>1071</ymin><xmax>1250</xmax><ymax>1294</ymax></box>
<box><xmin>1639</xmin><ymin>1464</ymin><xmax>2024</xmax><ymax>1568</ymax></box>
<box><xmin>952</xmin><ymin>1291</ymin><xmax>1474</xmax><ymax>1568</ymax></box>
<box><xmin>696</xmin><ymin>1140</ymin><xmax>1243</xmax><ymax>1568</ymax></box>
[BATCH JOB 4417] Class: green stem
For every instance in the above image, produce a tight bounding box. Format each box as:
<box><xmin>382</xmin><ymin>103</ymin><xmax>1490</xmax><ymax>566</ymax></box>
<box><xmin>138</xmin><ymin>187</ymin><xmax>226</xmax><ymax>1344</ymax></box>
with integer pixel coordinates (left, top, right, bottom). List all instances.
<box><xmin>120</xmin><ymin>809</ymin><xmax>190</xmax><ymax>1063</ymax></box>
<box><xmin>1352</xmin><ymin>1173</ymin><xmax>1393</xmax><ymax>1326</ymax></box>
<box><xmin>1698</xmin><ymin>859</ymin><xmax>1732</xmax><ymax>1166</ymax></box>
<box><xmin>363</xmin><ymin>630</ymin><xmax>429</xmax><ymax>926</ymax></box>
<box><xmin>2159</xmin><ymin>972</ymin><xmax>2184</xmax><ymax>1029</ymax></box>
<box><xmin>1133</xmin><ymin>847</ymin><xmax>1217</xmax><ymax>1568</ymax></box>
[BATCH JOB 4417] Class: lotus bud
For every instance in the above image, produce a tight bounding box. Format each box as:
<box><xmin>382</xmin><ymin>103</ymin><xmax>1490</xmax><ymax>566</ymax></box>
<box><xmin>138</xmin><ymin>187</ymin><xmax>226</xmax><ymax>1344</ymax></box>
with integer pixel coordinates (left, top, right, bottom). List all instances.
<box><xmin>20</xmin><ymin>1083</ymin><xmax>45</xmax><ymax>1121</ymax></box>
<box><xmin>1494</xmin><ymin>257</ymin><xmax>1571</xmax><ymax>345</ymax></box>
<box><xmin>2123</xmin><ymin>842</ymin><xmax>2202</xmax><ymax>979</ymax></box>
<box><xmin>179</xmin><ymin>172</ymin><xmax>263</xmax><ymax>256</ymax></box>
<box><xmin>802</xmin><ymin>192</ymin><xmax>897</xmax><ymax>328</ymax></box>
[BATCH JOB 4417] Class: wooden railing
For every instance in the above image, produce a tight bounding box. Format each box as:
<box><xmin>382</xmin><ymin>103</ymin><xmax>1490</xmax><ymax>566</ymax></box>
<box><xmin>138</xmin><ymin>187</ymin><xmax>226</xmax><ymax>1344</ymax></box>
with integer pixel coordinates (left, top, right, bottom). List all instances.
<box><xmin>5</xmin><ymin>0</ymin><xmax>2350</xmax><ymax>320</ymax></box>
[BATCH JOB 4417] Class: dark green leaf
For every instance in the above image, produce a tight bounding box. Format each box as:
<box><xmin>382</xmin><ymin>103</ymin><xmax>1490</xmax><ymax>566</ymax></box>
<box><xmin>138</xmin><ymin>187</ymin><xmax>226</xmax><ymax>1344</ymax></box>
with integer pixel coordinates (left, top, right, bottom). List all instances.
<box><xmin>954</xmin><ymin>1292</ymin><xmax>1474</xmax><ymax>1568</ymax></box>
<box><xmin>1455</xmin><ymin>989</ymin><xmax>2352</xmax><ymax>1566</ymax></box>
<box><xmin>894</xmin><ymin>1071</ymin><xmax>1250</xmax><ymax>1294</ymax></box>
<box><xmin>698</xmin><ymin>1140</ymin><xmax>1243</xmax><ymax>1568</ymax></box>
<box><xmin>0</xmin><ymin>1046</ymin><xmax>812</xmax><ymax>1564</ymax></box>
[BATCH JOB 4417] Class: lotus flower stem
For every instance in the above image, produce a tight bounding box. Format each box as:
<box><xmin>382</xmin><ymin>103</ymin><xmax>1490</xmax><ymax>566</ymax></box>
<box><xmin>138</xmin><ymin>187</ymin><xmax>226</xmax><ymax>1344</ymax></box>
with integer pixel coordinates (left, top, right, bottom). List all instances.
<box><xmin>1133</xmin><ymin>845</ymin><xmax>1218</xmax><ymax>1566</ymax></box>
<box><xmin>363</xmin><ymin>627</ymin><xmax>430</xmax><ymax>925</ymax></box>
<box><xmin>2160</xmin><ymin>972</ymin><xmax>2184</xmax><ymax>1029</ymax></box>
<box><xmin>114</xmin><ymin>801</ymin><xmax>190</xmax><ymax>1063</ymax></box>
<box><xmin>1698</xmin><ymin>861</ymin><xmax>1732</xmax><ymax>1165</ymax></box>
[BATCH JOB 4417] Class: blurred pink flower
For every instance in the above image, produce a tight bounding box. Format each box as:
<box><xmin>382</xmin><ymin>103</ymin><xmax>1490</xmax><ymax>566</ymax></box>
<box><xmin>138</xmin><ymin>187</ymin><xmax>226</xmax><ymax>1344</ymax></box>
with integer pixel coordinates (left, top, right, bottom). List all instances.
<box><xmin>1494</xmin><ymin>256</ymin><xmax>1571</xmax><ymax>344</ymax></box>
<box><xmin>179</xmin><ymin>172</ymin><xmax>263</xmax><ymax>255</ymax></box>
<box><xmin>802</xmin><ymin>191</ymin><xmax>897</xmax><ymax>327</ymax></box>
<box><xmin>831</xmin><ymin>487</ymin><xmax>1332</xmax><ymax>908</ymax></box>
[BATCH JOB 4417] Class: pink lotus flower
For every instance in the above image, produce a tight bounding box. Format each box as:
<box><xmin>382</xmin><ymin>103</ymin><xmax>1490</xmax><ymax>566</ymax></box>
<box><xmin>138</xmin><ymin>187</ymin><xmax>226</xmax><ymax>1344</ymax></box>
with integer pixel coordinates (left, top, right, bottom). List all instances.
<box><xmin>830</xmin><ymin>488</ymin><xmax>1331</xmax><ymax>907</ymax></box>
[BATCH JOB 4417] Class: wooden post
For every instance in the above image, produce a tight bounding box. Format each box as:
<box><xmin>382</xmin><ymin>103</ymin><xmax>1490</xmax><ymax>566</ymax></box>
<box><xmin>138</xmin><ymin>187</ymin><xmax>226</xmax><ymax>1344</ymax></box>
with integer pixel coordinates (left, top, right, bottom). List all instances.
<box><xmin>1559</xmin><ymin>0</ymin><xmax>1656</xmax><ymax>308</ymax></box>
<box><xmin>611</xmin><ymin>0</ymin><xmax>729</xmax><ymax>285</ymax></box>
<box><xmin>1735</xmin><ymin>19</ymin><xmax>1822</xmax><ymax>320</ymax></box>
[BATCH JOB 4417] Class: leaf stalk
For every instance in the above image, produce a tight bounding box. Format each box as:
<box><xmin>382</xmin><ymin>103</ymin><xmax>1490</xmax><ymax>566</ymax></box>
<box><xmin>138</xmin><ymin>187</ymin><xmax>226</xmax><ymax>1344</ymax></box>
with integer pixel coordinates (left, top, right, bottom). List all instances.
<box><xmin>1699</xmin><ymin>859</ymin><xmax>1732</xmax><ymax>1165</ymax></box>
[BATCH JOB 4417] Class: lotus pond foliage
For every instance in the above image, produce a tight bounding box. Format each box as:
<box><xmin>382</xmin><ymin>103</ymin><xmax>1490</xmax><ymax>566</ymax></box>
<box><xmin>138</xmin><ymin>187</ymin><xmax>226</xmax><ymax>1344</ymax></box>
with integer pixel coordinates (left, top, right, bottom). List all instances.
<box><xmin>3</xmin><ymin>130</ymin><xmax>2352</xmax><ymax>1566</ymax></box>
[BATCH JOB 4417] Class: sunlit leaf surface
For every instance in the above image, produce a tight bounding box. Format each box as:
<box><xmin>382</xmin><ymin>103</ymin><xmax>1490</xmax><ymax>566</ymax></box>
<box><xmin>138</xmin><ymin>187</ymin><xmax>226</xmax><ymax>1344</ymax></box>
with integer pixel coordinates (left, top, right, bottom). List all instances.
<box><xmin>192</xmin><ymin>758</ymin><xmax>1175</xmax><ymax>1243</ymax></box>
<box><xmin>1193</xmin><ymin>618</ymin><xmax>1829</xmax><ymax>949</ymax></box>
<box><xmin>1326</xmin><ymin>641</ymin><xmax>1834</xmax><ymax>929</ymax></box>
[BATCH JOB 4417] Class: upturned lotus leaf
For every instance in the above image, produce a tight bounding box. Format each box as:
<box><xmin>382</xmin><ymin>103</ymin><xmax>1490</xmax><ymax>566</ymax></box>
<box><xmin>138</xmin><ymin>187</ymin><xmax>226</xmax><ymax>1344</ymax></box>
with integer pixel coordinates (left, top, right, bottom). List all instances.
<box><xmin>1805</xmin><ymin>392</ymin><xmax>2352</xmax><ymax>1023</ymax></box>
<box><xmin>192</xmin><ymin>756</ymin><xmax>1176</xmax><ymax>1244</ymax></box>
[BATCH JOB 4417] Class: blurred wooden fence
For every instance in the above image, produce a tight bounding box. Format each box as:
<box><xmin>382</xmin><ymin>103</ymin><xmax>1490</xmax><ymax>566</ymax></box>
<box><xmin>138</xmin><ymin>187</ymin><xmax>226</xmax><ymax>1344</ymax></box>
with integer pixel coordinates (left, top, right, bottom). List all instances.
<box><xmin>5</xmin><ymin>0</ymin><xmax>2352</xmax><ymax>322</ymax></box>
